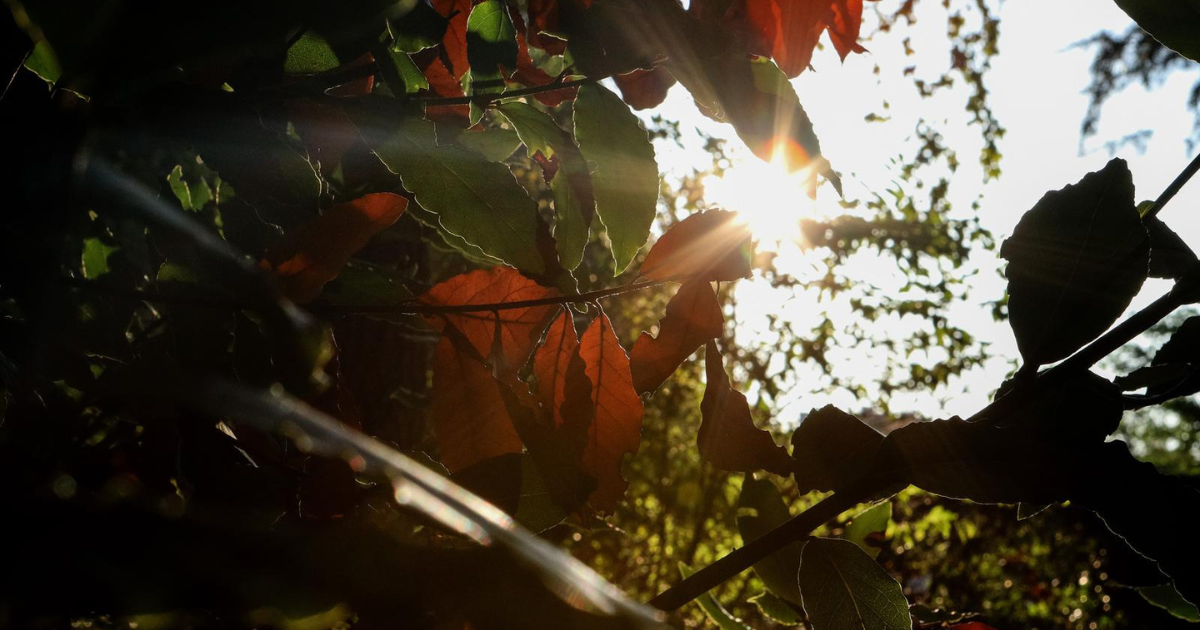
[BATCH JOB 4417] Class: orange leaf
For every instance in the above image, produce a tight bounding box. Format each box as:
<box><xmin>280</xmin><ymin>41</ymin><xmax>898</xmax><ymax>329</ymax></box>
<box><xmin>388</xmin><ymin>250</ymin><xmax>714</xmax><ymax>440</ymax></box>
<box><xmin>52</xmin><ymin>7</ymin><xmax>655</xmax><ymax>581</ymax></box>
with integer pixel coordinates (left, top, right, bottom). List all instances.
<box><xmin>261</xmin><ymin>192</ymin><xmax>409</xmax><ymax>303</ymax></box>
<box><xmin>534</xmin><ymin>308</ymin><xmax>579</xmax><ymax>427</ymax></box>
<box><xmin>827</xmin><ymin>0</ymin><xmax>867</xmax><ymax>60</ymax></box>
<box><xmin>420</xmin><ymin>267</ymin><xmax>561</xmax><ymax>372</ymax></box>
<box><xmin>613</xmin><ymin>67</ymin><xmax>677</xmax><ymax>110</ymax></box>
<box><xmin>746</xmin><ymin>0</ymin><xmax>830</xmax><ymax>77</ymax></box>
<box><xmin>416</xmin><ymin>52</ymin><xmax>471</xmax><ymax>124</ymax></box>
<box><xmin>509</xmin><ymin>6</ymin><xmax>577</xmax><ymax>107</ymax></box>
<box><xmin>630</xmin><ymin>280</ymin><xmax>723</xmax><ymax>395</ymax></box>
<box><xmin>432</xmin><ymin>0</ymin><xmax>471</xmax><ymax>79</ymax></box>
<box><xmin>698</xmin><ymin>341</ymin><xmax>794</xmax><ymax>475</ymax></box>
<box><xmin>639</xmin><ymin>209</ymin><xmax>753</xmax><ymax>282</ymax></box>
<box><xmin>576</xmin><ymin>310</ymin><xmax>644</xmax><ymax>512</ymax></box>
<box><xmin>432</xmin><ymin>334</ymin><xmax>524</xmax><ymax>472</ymax></box>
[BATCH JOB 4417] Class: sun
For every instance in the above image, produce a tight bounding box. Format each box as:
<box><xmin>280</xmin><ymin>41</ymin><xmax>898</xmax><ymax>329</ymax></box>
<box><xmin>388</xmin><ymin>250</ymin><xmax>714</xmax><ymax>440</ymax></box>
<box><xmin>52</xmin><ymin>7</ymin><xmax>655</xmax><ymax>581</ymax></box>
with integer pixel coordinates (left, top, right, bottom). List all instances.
<box><xmin>704</xmin><ymin>151</ymin><xmax>817</xmax><ymax>248</ymax></box>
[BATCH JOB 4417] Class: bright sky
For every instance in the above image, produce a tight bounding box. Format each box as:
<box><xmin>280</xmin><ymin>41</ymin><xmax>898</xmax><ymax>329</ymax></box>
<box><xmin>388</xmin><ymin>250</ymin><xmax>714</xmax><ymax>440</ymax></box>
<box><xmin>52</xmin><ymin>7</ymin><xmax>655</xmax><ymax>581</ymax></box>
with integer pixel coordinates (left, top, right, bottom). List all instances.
<box><xmin>647</xmin><ymin>0</ymin><xmax>1200</xmax><ymax>422</ymax></box>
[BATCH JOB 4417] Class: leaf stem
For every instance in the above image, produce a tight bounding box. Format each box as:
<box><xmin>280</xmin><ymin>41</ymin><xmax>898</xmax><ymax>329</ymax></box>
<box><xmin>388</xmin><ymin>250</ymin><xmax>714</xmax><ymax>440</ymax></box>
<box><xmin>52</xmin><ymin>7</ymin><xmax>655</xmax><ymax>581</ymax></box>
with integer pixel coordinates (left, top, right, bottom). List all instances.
<box><xmin>1147</xmin><ymin>150</ymin><xmax>1200</xmax><ymax>220</ymax></box>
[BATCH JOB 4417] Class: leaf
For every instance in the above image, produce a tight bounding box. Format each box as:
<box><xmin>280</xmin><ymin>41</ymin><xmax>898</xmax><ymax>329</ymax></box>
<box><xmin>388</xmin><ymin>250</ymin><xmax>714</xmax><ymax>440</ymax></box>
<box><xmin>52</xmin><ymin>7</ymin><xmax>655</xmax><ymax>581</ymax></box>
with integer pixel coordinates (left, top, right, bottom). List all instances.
<box><xmin>798</xmin><ymin>538</ymin><xmax>912</xmax><ymax>630</ymax></box>
<box><xmin>737</xmin><ymin>476</ymin><xmax>804</xmax><ymax>605</ymax></box>
<box><xmin>23</xmin><ymin>40</ymin><xmax>61</xmax><ymax>88</ymax></box>
<box><xmin>575</xmin><ymin>310</ymin><xmax>644</xmax><ymax>512</ymax></box>
<box><xmin>534</xmin><ymin>308</ymin><xmax>579</xmax><ymax>428</ymax></box>
<box><xmin>1016</xmin><ymin>503</ymin><xmax>1051</xmax><ymax>521</ymax></box>
<box><xmin>496</xmin><ymin>101</ymin><xmax>596</xmax><ymax>270</ymax></box>
<box><xmin>390</xmin><ymin>2</ymin><xmax>450</xmax><ymax>53</ymax></box>
<box><xmin>640</xmin><ymin>210</ymin><xmax>754</xmax><ymax>282</ymax></box>
<box><xmin>791</xmin><ymin>406</ymin><xmax>884</xmax><ymax>494</ymax></box>
<box><xmin>432</xmin><ymin>334</ymin><xmax>524</xmax><ymax>473</ymax></box>
<box><xmin>613</xmin><ymin>67</ymin><xmax>677</xmax><ymax>110</ymax></box>
<box><xmin>828</xmin><ymin>0</ymin><xmax>868</xmax><ymax>60</ymax></box>
<box><xmin>432</xmin><ymin>0</ymin><xmax>472</xmax><ymax>78</ymax></box>
<box><xmin>742</xmin><ymin>0</ymin><xmax>831</xmax><ymax>77</ymax></box>
<box><xmin>843</xmin><ymin>501</ymin><xmax>891</xmax><ymax>559</ymax></box>
<box><xmin>1113</xmin><ymin>0</ymin><xmax>1200</xmax><ymax>61</ymax></box>
<box><xmin>679</xmin><ymin>563</ymin><xmax>756</xmax><ymax>630</ymax></box>
<box><xmin>420</xmin><ymin>267</ymin><xmax>561</xmax><ymax>372</ymax></box>
<box><xmin>440</xmin><ymin>124</ymin><xmax>523</xmax><ymax>162</ymax></box>
<box><xmin>749</xmin><ymin>591</ymin><xmax>804</xmax><ymax>626</ymax></box>
<box><xmin>1138</xmin><ymin>584</ymin><xmax>1200</xmax><ymax>622</ymax></box>
<box><xmin>573</xmin><ymin>83</ymin><xmax>660</xmax><ymax>273</ymax></box>
<box><xmin>630</xmin><ymin>281</ymin><xmax>723</xmax><ymax>395</ymax></box>
<box><xmin>466</xmin><ymin>0</ymin><xmax>519</xmax><ymax>123</ymax></box>
<box><xmin>284</xmin><ymin>32</ymin><xmax>341</xmax><ymax>75</ymax></box>
<box><xmin>1148</xmin><ymin>316</ymin><xmax>1200</xmax><ymax>398</ymax></box>
<box><xmin>354</xmin><ymin>105</ymin><xmax>545</xmax><ymax>273</ymax></box>
<box><xmin>81</xmin><ymin>237</ymin><xmax>117</xmax><ymax>279</ymax></box>
<box><xmin>1147</xmin><ymin>216</ymin><xmax>1198</xmax><ymax>279</ymax></box>
<box><xmin>1000</xmin><ymin>158</ymin><xmax>1148</xmax><ymax>366</ymax></box>
<box><xmin>261</xmin><ymin>193</ymin><xmax>409</xmax><ymax>303</ymax></box>
<box><xmin>698</xmin><ymin>341</ymin><xmax>794</xmax><ymax>475</ymax></box>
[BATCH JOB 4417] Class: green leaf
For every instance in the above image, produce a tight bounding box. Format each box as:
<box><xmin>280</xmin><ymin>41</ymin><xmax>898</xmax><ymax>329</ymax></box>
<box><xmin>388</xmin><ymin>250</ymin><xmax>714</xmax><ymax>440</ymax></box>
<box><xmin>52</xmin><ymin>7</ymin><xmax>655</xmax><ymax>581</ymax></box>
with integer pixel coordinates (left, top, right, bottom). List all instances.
<box><xmin>389</xmin><ymin>2</ymin><xmax>450</xmax><ymax>53</ymax></box>
<box><xmin>81</xmin><ymin>237</ymin><xmax>118</xmax><ymax>279</ymax></box>
<box><xmin>1113</xmin><ymin>0</ymin><xmax>1200</xmax><ymax>61</ymax></box>
<box><xmin>749</xmin><ymin>591</ymin><xmax>804</xmax><ymax>626</ymax></box>
<box><xmin>441</xmin><ymin>124</ymin><xmax>523</xmax><ymax>162</ymax></box>
<box><xmin>1139</xmin><ymin>584</ymin><xmax>1200</xmax><ymax>622</ymax></box>
<box><xmin>466</xmin><ymin>0</ymin><xmax>518</xmax><ymax>123</ymax></box>
<box><xmin>319</xmin><ymin>260</ymin><xmax>412</xmax><ymax>308</ymax></box>
<box><xmin>737</xmin><ymin>476</ymin><xmax>803</xmax><ymax>605</ymax></box>
<box><xmin>999</xmin><ymin>158</ymin><xmax>1148</xmax><ymax>366</ymax></box>
<box><xmin>166</xmin><ymin>163</ymin><xmax>214</xmax><ymax>212</ymax></box>
<box><xmin>496</xmin><ymin>101</ymin><xmax>595</xmax><ymax>270</ymax></box>
<box><xmin>798</xmin><ymin>538</ymin><xmax>911</xmax><ymax>630</ymax></box>
<box><xmin>354</xmin><ymin>105</ymin><xmax>544</xmax><ymax>273</ymax></box>
<box><xmin>791</xmin><ymin>405</ymin><xmax>884</xmax><ymax>494</ymax></box>
<box><xmin>678</xmin><ymin>563</ymin><xmax>755</xmax><ymax>630</ymax></box>
<box><xmin>382</xmin><ymin>48</ymin><xmax>430</xmax><ymax>94</ymax></box>
<box><xmin>285</xmin><ymin>32</ymin><xmax>342</xmax><ymax>75</ymax></box>
<box><xmin>843</xmin><ymin>501</ymin><xmax>891</xmax><ymax>559</ymax></box>
<box><xmin>573</xmin><ymin>83</ymin><xmax>659</xmax><ymax>273</ymax></box>
<box><xmin>23</xmin><ymin>40</ymin><xmax>61</xmax><ymax>87</ymax></box>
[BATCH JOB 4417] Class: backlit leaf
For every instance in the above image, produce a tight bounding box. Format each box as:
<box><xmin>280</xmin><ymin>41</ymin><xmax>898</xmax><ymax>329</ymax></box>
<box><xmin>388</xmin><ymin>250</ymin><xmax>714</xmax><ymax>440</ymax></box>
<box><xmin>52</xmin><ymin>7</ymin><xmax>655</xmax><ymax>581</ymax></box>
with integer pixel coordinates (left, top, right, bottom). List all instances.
<box><xmin>842</xmin><ymin>501</ymin><xmax>891</xmax><ymax>559</ymax></box>
<box><xmin>574</xmin><ymin>83</ymin><xmax>660</xmax><ymax>273</ymax></box>
<box><xmin>798</xmin><ymin>538</ymin><xmax>912</xmax><ymax>630</ymax></box>
<box><xmin>420</xmin><ymin>267</ymin><xmax>561</xmax><ymax>371</ymax></box>
<box><xmin>466</xmin><ymin>0</ymin><xmax>519</xmax><ymax>122</ymax></box>
<box><xmin>534</xmin><ymin>308</ymin><xmax>579</xmax><ymax>427</ymax></box>
<box><xmin>354</xmin><ymin>106</ymin><xmax>545</xmax><ymax>273</ymax></box>
<box><xmin>699</xmin><ymin>341</ymin><xmax>794</xmax><ymax>475</ymax></box>
<box><xmin>631</xmin><ymin>281</ymin><xmax>723</xmax><ymax>395</ymax></box>
<box><xmin>1000</xmin><ymin>158</ymin><xmax>1148</xmax><ymax>366</ymax></box>
<box><xmin>576</xmin><ymin>310</ymin><xmax>644</xmax><ymax>512</ymax></box>
<box><xmin>261</xmin><ymin>193</ymin><xmax>409</xmax><ymax>303</ymax></box>
<box><xmin>432</xmin><ymin>334</ymin><xmax>524</xmax><ymax>472</ymax></box>
<box><xmin>284</xmin><ymin>32</ymin><xmax>341</xmax><ymax>75</ymax></box>
<box><xmin>640</xmin><ymin>210</ymin><xmax>753</xmax><ymax>282</ymax></box>
<box><xmin>432</xmin><ymin>0</ymin><xmax>471</xmax><ymax>78</ymax></box>
<box><xmin>613</xmin><ymin>67</ymin><xmax>677</xmax><ymax>110</ymax></box>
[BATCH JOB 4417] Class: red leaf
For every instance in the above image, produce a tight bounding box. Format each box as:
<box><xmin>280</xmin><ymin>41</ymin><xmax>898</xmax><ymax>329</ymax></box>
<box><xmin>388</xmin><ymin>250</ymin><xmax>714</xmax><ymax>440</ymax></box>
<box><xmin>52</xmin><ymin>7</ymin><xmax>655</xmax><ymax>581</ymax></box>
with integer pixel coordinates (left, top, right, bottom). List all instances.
<box><xmin>420</xmin><ymin>268</ymin><xmax>561</xmax><ymax>372</ymax></box>
<box><xmin>639</xmin><ymin>209</ymin><xmax>753</xmax><ymax>282</ymax></box>
<box><xmin>698</xmin><ymin>341</ymin><xmax>794</xmax><ymax>475</ymax></box>
<box><xmin>526</xmin><ymin>0</ymin><xmax>570</xmax><ymax>55</ymax></box>
<box><xmin>327</xmin><ymin>53</ymin><xmax>377</xmax><ymax>96</ymax></box>
<box><xmin>416</xmin><ymin>52</ymin><xmax>471</xmax><ymax>124</ymax></box>
<box><xmin>261</xmin><ymin>192</ymin><xmax>409</xmax><ymax>303</ymax></box>
<box><xmin>534</xmin><ymin>308</ymin><xmax>579</xmax><ymax>427</ymax></box>
<box><xmin>828</xmin><ymin>0</ymin><xmax>867</xmax><ymax>60</ymax></box>
<box><xmin>630</xmin><ymin>280</ymin><xmax>723</xmax><ymax>395</ymax></box>
<box><xmin>509</xmin><ymin>7</ymin><xmax>577</xmax><ymax>107</ymax></box>
<box><xmin>432</xmin><ymin>0</ymin><xmax>471</xmax><ymax>79</ymax></box>
<box><xmin>576</xmin><ymin>310</ymin><xmax>644</xmax><ymax>512</ymax></box>
<box><xmin>613</xmin><ymin>67</ymin><xmax>677</xmax><ymax>110</ymax></box>
<box><xmin>432</xmin><ymin>335</ymin><xmax>524</xmax><ymax>472</ymax></box>
<box><xmin>746</xmin><ymin>0</ymin><xmax>830</xmax><ymax>77</ymax></box>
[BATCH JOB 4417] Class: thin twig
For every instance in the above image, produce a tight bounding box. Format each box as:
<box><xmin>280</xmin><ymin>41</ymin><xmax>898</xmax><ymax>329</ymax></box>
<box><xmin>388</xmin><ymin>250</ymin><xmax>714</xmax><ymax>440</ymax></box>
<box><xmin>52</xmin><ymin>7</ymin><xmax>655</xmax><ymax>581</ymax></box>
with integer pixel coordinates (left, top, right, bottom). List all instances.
<box><xmin>1147</xmin><ymin>150</ymin><xmax>1200</xmax><ymax>220</ymax></box>
<box><xmin>420</xmin><ymin>77</ymin><xmax>595</xmax><ymax>107</ymax></box>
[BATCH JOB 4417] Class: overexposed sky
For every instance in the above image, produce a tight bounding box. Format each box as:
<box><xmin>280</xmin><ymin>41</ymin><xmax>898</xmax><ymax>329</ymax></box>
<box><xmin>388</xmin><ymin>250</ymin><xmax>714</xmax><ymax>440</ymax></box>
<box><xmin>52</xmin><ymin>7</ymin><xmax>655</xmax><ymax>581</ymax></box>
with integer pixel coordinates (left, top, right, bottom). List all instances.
<box><xmin>647</xmin><ymin>0</ymin><xmax>1200</xmax><ymax>421</ymax></box>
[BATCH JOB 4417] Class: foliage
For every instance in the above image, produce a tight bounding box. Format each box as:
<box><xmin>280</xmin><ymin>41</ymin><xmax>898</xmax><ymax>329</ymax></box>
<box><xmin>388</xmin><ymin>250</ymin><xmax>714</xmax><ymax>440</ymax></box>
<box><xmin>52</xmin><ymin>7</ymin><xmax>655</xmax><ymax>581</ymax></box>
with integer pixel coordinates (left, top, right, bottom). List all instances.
<box><xmin>2</xmin><ymin>0</ymin><xmax>1200</xmax><ymax>629</ymax></box>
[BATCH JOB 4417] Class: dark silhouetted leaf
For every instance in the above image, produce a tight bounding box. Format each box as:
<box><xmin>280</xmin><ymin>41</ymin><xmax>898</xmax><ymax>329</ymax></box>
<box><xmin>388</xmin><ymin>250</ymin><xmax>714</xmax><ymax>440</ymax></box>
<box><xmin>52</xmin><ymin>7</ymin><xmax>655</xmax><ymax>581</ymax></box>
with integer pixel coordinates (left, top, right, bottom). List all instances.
<box><xmin>420</xmin><ymin>267</ymin><xmax>561</xmax><ymax>371</ymax></box>
<box><xmin>614</xmin><ymin>67</ymin><xmax>677</xmax><ymax>110</ymax></box>
<box><xmin>576</xmin><ymin>310</ymin><xmax>644</xmax><ymax>512</ymax></box>
<box><xmin>631</xmin><ymin>281</ymin><xmax>724</xmax><ymax>395</ymax></box>
<box><xmin>798</xmin><ymin>538</ymin><xmax>912</xmax><ymax>630</ymax></box>
<box><xmin>640</xmin><ymin>210</ymin><xmax>753</xmax><ymax>282</ymax></box>
<box><xmin>390</xmin><ymin>1</ymin><xmax>450</xmax><ymax>53</ymax></box>
<box><xmin>261</xmin><ymin>193</ymin><xmax>409</xmax><ymax>303</ymax></box>
<box><xmin>452</xmin><ymin>452</ymin><xmax>526</xmax><ymax>515</ymax></box>
<box><xmin>1138</xmin><ymin>584</ymin><xmax>1200</xmax><ymax>622</ymax></box>
<box><xmin>749</xmin><ymin>592</ymin><xmax>804</xmax><ymax>626</ymax></box>
<box><xmin>1148</xmin><ymin>316</ymin><xmax>1200</xmax><ymax>398</ymax></box>
<box><xmin>843</xmin><ymin>501</ymin><xmax>891</xmax><ymax>559</ymax></box>
<box><xmin>1000</xmin><ymin>158</ymin><xmax>1148</xmax><ymax>366</ymax></box>
<box><xmin>1147</xmin><ymin>216</ymin><xmax>1199</xmax><ymax>279</ymax></box>
<box><xmin>1113</xmin><ymin>0</ymin><xmax>1200</xmax><ymax>61</ymax></box>
<box><xmin>432</xmin><ymin>334</ymin><xmax>524</xmax><ymax>472</ymax></box>
<box><xmin>698</xmin><ymin>341</ymin><xmax>794</xmax><ymax>475</ymax></box>
<box><xmin>574</xmin><ymin>83</ymin><xmax>660</xmax><ymax>273</ymax></box>
<box><xmin>354</xmin><ymin>106</ymin><xmax>545</xmax><ymax>272</ymax></box>
<box><xmin>533</xmin><ymin>308</ymin><xmax>578</xmax><ymax>427</ymax></box>
<box><xmin>791</xmin><ymin>405</ymin><xmax>884</xmax><ymax>493</ymax></box>
<box><xmin>737</xmin><ymin>476</ymin><xmax>803</xmax><ymax>605</ymax></box>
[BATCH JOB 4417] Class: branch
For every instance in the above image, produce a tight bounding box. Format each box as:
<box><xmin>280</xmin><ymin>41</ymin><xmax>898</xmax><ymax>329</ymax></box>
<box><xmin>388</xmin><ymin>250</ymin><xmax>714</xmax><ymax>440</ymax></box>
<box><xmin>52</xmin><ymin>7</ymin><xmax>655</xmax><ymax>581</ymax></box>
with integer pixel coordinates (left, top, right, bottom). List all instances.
<box><xmin>419</xmin><ymin>77</ymin><xmax>597</xmax><ymax>107</ymax></box>
<box><xmin>1146</xmin><ymin>149</ymin><xmax>1200</xmax><ymax>220</ymax></box>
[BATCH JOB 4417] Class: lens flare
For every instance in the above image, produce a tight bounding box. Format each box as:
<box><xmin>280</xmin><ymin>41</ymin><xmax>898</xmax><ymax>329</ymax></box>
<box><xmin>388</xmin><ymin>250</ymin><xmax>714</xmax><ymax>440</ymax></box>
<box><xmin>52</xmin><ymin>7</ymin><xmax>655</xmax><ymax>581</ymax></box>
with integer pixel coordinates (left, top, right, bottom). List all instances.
<box><xmin>704</xmin><ymin>149</ymin><xmax>816</xmax><ymax>249</ymax></box>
